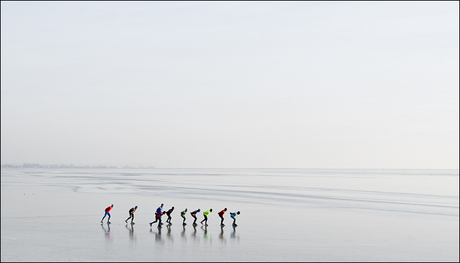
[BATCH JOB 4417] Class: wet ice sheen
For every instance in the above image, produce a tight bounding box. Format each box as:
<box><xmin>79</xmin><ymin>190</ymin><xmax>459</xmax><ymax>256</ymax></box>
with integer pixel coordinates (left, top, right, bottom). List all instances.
<box><xmin>1</xmin><ymin>168</ymin><xmax>459</xmax><ymax>261</ymax></box>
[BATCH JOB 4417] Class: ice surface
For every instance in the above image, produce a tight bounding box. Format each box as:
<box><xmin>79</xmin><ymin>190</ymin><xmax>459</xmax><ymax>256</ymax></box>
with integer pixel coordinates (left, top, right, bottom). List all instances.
<box><xmin>1</xmin><ymin>168</ymin><xmax>459</xmax><ymax>261</ymax></box>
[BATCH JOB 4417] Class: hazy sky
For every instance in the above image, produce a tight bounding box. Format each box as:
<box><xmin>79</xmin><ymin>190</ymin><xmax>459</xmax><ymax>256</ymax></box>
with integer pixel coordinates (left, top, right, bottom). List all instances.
<box><xmin>1</xmin><ymin>1</ymin><xmax>458</xmax><ymax>168</ymax></box>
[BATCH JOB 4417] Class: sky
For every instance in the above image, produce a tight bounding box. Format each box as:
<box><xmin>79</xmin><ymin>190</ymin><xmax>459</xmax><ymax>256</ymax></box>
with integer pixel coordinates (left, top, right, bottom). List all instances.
<box><xmin>1</xmin><ymin>1</ymin><xmax>459</xmax><ymax>169</ymax></box>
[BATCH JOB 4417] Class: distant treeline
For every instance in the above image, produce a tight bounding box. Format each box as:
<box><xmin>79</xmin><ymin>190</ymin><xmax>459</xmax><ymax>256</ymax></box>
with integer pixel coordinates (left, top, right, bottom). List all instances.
<box><xmin>1</xmin><ymin>163</ymin><xmax>154</xmax><ymax>169</ymax></box>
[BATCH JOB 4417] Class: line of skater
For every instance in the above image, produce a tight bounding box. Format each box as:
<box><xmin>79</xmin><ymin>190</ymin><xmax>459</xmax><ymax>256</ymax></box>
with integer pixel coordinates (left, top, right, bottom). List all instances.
<box><xmin>100</xmin><ymin>203</ymin><xmax>241</xmax><ymax>227</ymax></box>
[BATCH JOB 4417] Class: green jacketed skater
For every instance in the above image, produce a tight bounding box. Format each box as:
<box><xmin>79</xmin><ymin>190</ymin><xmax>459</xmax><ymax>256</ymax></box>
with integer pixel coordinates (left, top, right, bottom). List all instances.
<box><xmin>200</xmin><ymin>209</ymin><xmax>213</xmax><ymax>226</ymax></box>
<box><xmin>181</xmin><ymin>208</ymin><xmax>188</xmax><ymax>225</ymax></box>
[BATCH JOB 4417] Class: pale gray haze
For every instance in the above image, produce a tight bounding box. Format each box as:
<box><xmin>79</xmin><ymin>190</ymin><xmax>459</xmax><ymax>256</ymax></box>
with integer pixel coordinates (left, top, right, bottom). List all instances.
<box><xmin>1</xmin><ymin>1</ymin><xmax>459</xmax><ymax>168</ymax></box>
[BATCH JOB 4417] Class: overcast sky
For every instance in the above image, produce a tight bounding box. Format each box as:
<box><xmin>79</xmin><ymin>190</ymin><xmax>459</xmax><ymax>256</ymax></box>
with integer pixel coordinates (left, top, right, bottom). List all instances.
<box><xmin>1</xmin><ymin>1</ymin><xmax>458</xmax><ymax>168</ymax></box>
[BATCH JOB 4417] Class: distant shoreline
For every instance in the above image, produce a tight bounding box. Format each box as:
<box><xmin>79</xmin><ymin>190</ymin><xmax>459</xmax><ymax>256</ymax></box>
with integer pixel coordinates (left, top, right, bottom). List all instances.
<box><xmin>1</xmin><ymin>164</ymin><xmax>458</xmax><ymax>171</ymax></box>
<box><xmin>1</xmin><ymin>164</ymin><xmax>154</xmax><ymax>169</ymax></box>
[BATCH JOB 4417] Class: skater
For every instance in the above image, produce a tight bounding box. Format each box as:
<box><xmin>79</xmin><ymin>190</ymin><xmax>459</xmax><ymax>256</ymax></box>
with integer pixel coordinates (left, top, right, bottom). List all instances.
<box><xmin>150</xmin><ymin>210</ymin><xmax>165</xmax><ymax>227</ymax></box>
<box><xmin>150</xmin><ymin>204</ymin><xmax>164</xmax><ymax>227</ymax></box>
<box><xmin>230</xmin><ymin>211</ymin><xmax>240</xmax><ymax>226</ymax></box>
<box><xmin>165</xmin><ymin>207</ymin><xmax>174</xmax><ymax>224</ymax></box>
<box><xmin>218</xmin><ymin>208</ymin><xmax>227</xmax><ymax>225</ymax></box>
<box><xmin>125</xmin><ymin>206</ymin><xmax>138</xmax><ymax>224</ymax></box>
<box><xmin>101</xmin><ymin>204</ymin><xmax>113</xmax><ymax>224</ymax></box>
<box><xmin>190</xmin><ymin>209</ymin><xmax>200</xmax><ymax>225</ymax></box>
<box><xmin>156</xmin><ymin>203</ymin><xmax>164</xmax><ymax>214</ymax></box>
<box><xmin>200</xmin><ymin>208</ymin><xmax>212</xmax><ymax>226</ymax></box>
<box><xmin>181</xmin><ymin>208</ymin><xmax>188</xmax><ymax>225</ymax></box>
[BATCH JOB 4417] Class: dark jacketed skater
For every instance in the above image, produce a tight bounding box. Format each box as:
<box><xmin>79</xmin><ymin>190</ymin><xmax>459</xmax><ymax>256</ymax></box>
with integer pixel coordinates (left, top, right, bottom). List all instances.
<box><xmin>190</xmin><ymin>209</ymin><xmax>200</xmax><ymax>225</ymax></box>
<box><xmin>200</xmin><ymin>209</ymin><xmax>212</xmax><ymax>226</ymax></box>
<box><xmin>165</xmin><ymin>207</ymin><xmax>174</xmax><ymax>224</ymax></box>
<box><xmin>181</xmin><ymin>208</ymin><xmax>188</xmax><ymax>225</ymax></box>
<box><xmin>218</xmin><ymin>208</ymin><xmax>227</xmax><ymax>226</ymax></box>
<box><xmin>230</xmin><ymin>211</ymin><xmax>240</xmax><ymax>226</ymax></box>
<box><xmin>125</xmin><ymin>206</ymin><xmax>138</xmax><ymax>224</ymax></box>
<box><xmin>150</xmin><ymin>203</ymin><xmax>164</xmax><ymax>226</ymax></box>
<box><xmin>101</xmin><ymin>204</ymin><xmax>113</xmax><ymax>224</ymax></box>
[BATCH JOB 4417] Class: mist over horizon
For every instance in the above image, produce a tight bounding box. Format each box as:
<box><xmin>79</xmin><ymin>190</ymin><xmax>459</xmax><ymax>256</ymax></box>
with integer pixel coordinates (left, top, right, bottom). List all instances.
<box><xmin>1</xmin><ymin>2</ymin><xmax>459</xmax><ymax>170</ymax></box>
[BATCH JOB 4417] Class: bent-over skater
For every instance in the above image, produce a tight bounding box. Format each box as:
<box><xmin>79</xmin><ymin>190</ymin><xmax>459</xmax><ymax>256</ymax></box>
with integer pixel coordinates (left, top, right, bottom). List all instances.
<box><xmin>200</xmin><ymin>209</ymin><xmax>212</xmax><ymax>226</ymax></box>
<box><xmin>181</xmin><ymin>208</ymin><xmax>188</xmax><ymax>225</ymax></box>
<box><xmin>230</xmin><ymin>211</ymin><xmax>240</xmax><ymax>226</ymax></box>
<box><xmin>150</xmin><ymin>203</ymin><xmax>164</xmax><ymax>227</ymax></box>
<box><xmin>101</xmin><ymin>204</ymin><xmax>113</xmax><ymax>224</ymax></box>
<box><xmin>218</xmin><ymin>208</ymin><xmax>227</xmax><ymax>225</ymax></box>
<box><xmin>125</xmin><ymin>206</ymin><xmax>138</xmax><ymax>224</ymax></box>
<box><xmin>190</xmin><ymin>209</ymin><xmax>200</xmax><ymax>225</ymax></box>
<box><xmin>165</xmin><ymin>207</ymin><xmax>174</xmax><ymax>224</ymax></box>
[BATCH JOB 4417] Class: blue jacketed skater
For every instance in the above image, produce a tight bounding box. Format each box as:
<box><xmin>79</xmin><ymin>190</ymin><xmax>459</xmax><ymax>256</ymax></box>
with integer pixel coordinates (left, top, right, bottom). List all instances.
<box><xmin>230</xmin><ymin>211</ymin><xmax>240</xmax><ymax>226</ymax></box>
<box><xmin>190</xmin><ymin>209</ymin><xmax>201</xmax><ymax>225</ymax></box>
<box><xmin>150</xmin><ymin>203</ymin><xmax>164</xmax><ymax>226</ymax></box>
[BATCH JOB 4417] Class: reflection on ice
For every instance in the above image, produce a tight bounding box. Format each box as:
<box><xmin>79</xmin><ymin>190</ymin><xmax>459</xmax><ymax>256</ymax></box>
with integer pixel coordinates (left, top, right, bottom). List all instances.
<box><xmin>231</xmin><ymin>225</ymin><xmax>239</xmax><ymax>241</ymax></box>
<box><xmin>125</xmin><ymin>223</ymin><xmax>136</xmax><ymax>243</ymax></box>
<box><xmin>166</xmin><ymin>224</ymin><xmax>173</xmax><ymax>242</ymax></box>
<box><xmin>201</xmin><ymin>226</ymin><xmax>210</xmax><ymax>241</ymax></box>
<box><xmin>219</xmin><ymin>225</ymin><xmax>226</xmax><ymax>243</ymax></box>
<box><xmin>181</xmin><ymin>225</ymin><xmax>187</xmax><ymax>242</ymax></box>
<box><xmin>191</xmin><ymin>225</ymin><xmax>198</xmax><ymax>240</ymax></box>
<box><xmin>150</xmin><ymin>226</ymin><xmax>164</xmax><ymax>245</ymax></box>
<box><xmin>101</xmin><ymin>224</ymin><xmax>112</xmax><ymax>243</ymax></box>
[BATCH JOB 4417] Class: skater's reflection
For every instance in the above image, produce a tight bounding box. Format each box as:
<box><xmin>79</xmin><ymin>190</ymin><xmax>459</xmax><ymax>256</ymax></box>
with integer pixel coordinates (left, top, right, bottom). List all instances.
<box><xmin>101</xmin><ymin>224</ymin><xmax>112</xmax><ymax>243</ymax></box>
<box><xmin>231</xmin><ymin>225</ymin><xmax>240</xmax><ymax>241</ymax></box>
<box><xmin>181</xmin><ymin>225</ymin><xmax>187</xmax><ymax>242</ymax></box>
<box><xmin>219</xmin><ymin>225</ymin><xmax>226</xmax><ymax>243</ymax></box>
<box><xmin>126</xmin><ymin>223</ymin><xmax>136</xmax><ymax>242</ymax></box>
<box><xmin>191</xmin><ymin>224</ymin><xmax>197</xmax><ymax>240</ymax></box>
<box><xmin>166</xmin><ymin>224</ymin><xmax>173</xmax><ymax>242</ymax></box>
<box><xmin>150</xmin><ymin>225</ymin><xmax>165</xmax><ymax>244</ymax></box>
<box><xmin>201</xmin><ymin>225</ymin><xmax>210</xmax><ymax>240</ymax></box>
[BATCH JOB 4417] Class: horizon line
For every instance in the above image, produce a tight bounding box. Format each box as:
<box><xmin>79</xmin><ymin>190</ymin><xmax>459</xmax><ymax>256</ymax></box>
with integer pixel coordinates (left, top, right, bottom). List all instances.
<box><xmin>1</xmin><ymin>163</ymin><xmax>458</xmax><ymax>170</ymax></box>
